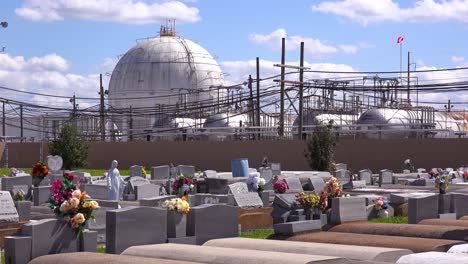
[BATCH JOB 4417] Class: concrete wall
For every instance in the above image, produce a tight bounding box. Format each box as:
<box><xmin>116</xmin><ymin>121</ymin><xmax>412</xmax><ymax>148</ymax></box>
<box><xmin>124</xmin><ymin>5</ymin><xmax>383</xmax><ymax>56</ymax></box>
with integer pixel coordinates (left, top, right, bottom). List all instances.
<box><xmin>2</xmin><ymin>139</ymin><xmax>467</xmax><ymax>172</ymax></box>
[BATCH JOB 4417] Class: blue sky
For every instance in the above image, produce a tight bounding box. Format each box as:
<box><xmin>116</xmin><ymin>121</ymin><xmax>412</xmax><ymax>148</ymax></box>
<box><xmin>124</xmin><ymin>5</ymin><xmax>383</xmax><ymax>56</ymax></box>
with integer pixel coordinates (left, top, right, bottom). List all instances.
<box><xmin>0</xmin><ymin>0</ymin><xmax>468</xmax><ymax>105</ymax></box>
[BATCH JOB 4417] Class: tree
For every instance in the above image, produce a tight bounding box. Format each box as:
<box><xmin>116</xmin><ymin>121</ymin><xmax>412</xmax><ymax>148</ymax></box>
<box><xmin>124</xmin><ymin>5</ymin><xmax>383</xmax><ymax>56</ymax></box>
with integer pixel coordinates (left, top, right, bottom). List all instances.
<box><xmin>49</xmin><ymin>123</ymin><xmax>89</xmax><ymax>170</ymax></box>
<box><xmin>304</xmin><ymin>121</ymin><xmax>336</xmax><ymax>172</ymax></box>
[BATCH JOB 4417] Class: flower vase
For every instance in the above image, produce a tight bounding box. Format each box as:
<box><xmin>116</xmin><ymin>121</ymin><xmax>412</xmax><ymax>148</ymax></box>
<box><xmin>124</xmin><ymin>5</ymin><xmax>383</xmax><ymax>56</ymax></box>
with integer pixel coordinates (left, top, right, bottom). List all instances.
<box><xmin>439</xmin><ymin>188</ymin><xmax>446</xmax><ymax>195</ymax></box>
<box><xmin>32</xmin><ymin>177</ymin><xmax>43</xmax><ymax>187</ymax></box>
<box><xmin>312</xmin><ymin>208</ymin><xmax>321</xmax><ymax>220</ymax></box>
<box><xmin>178</xmin><ymin>184</ymin><xmax>190</xmax><ymax>197</ymax></box>
<box><xmin>304</xmin><ymin>207</ymin><xmax>312</xmax><ymax>220</ymax></box>
<box><xmin>378</xmin><ymin>209</ymin><xmax>389</xmax><ymax>219</ymax></box>
<box><xmin>167</xmin><ymin>211</ymin><xmax>187</xmax><ymax>238</ymax></box>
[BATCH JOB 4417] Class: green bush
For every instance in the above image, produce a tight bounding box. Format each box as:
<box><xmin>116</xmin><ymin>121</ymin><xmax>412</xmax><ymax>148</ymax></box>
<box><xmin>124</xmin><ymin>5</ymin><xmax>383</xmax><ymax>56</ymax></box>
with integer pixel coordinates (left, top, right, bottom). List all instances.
<box><xmin>49</xmin><ymin>123</ymin><xmax>89</xmax><ymax>170</ymax></box>
<box><xmin>304</xmin><ymin>122</ymin><xmax>336</xmax><ymax>171</ymax></box>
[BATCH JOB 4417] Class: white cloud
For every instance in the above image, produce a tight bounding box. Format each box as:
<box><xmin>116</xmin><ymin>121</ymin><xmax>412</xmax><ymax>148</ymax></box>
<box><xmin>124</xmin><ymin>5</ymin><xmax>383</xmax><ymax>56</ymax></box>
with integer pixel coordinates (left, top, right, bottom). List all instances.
<box><xmin>0</xmin><ymin>53</ymin><xmax>101</xmax><ymax>108</ymax></box>
<box><xmin>312</xmin><ymin>0</ymin><xmax>468</xmax><ymax>26</ymax></box>
<box><xmin>15</xmin><ymin>0</ymin><xmax>200</xmax><ymax>24</ymax></box>
<box><xmin>451</xmin><ymin>56</ymin><xmax>465</xmax><ymax>64</ymax></box>
<box><xmin>249</xmin><ymin>28</ymin><xmax>362</xmax><ymax>56</ymax></box>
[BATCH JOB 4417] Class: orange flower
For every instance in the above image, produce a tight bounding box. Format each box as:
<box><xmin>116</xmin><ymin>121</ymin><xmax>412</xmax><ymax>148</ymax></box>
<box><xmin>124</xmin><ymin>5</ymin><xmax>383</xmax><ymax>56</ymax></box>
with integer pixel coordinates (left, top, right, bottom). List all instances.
<box><xmin>181</xmin><ymin>196</ymin><xmax>187</xmax><ymax>201</ymax></box>
<box><xmin>43</xmin><ymin>167</ymin><xmax>49</xmax><ymax>175</ymax></box>
<box><xmin>79</xmin><ymin>192</ymin><xmax>88</xmax><ymax>200</ymax></box>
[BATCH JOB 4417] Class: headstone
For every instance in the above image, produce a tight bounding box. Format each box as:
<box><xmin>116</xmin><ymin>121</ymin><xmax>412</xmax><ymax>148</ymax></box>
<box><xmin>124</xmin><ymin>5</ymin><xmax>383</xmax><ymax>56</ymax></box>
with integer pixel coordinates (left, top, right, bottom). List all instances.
<box><xmin>46</xmin><ymin>155</ymin><xmax>63</xmax><ymax>173</ymax></box>
<box><xmin>178</xmin><ymin>165</ymin><xmax>195</xmax><ymax>177</ymax></box>
<box><xmin>106</xmin><ymin>206</ymin><xmax>167</xmax><ymax>254</ymax></box>
<box><xmin>203</xmin><ymin>170</ymin><xmax>218</xmax><ymax>178</ymax></box>
<box><xmin>273</xmin><ymin>194</ymin><xmax>298</xmax><ymax>209</ymax></box>
<box><xmin>189</xmin><ymin>194</ymin><xmax>229</xmax><ymax>206</ymax></box>
<box><xmin>351</xmin><ymin>180</ymin><xmax>367</xmax><ymax>189</ymax></box>
<box><xmin>151</xmin><ymin>166</ymin><xmax>170</xmax><ymax>180</ymax></box>
<box><xmin>129</xmin><ymin>165</ymin><xmax>143</xmax><ymax>178</ymax></box>
<box><xmin>408</xmin><ymin>194</ymin><xmax>439</xmax><ymax>224</ymax></box>
<box><xmin>81</xmin><ymin>184</ymin><xmax>109</xmax><ymax>201</ymax></box>
<box><xmin>139</xmin><ymin>195</ymin><xmax>177</xmax><ymax>207</ymax></box>
<box><xmin>390</xmin><ymin>192</ymin><xmax>435</xmax><ymax>204</ymax></box>
<box><xmin>205</xmin><ymin>178</ymin><xmax>228</xmax><ymax>194</ymax></box>
<box><xmin>271</xmin><ymin>163</ymin><xmax>281</xmax><ymax>176</ymax></box>
<box><xmin>259</xmin><ymin>168</ymin><xmax>273</xmax><ymax>184</ymax></box>
<box><xmin>334</xmin><ymin>170</ymin><xmax>351</xmax><ymax>185</ymax></box>
<box><xmin>284</xmin><ymin>178</ymin><xmax>303</xmax><ymax>192</ymax></box>
<box><xmin>227</xmin><ymin>182</ymin><xmax>263</xmax><ymax>208</ymax></box>
<box><xmin>187</xmin><ymin>204</ymin><xmax>239</xmax><ymax>245</ymax></box>
<box><xmin>274</xmin><ymin>220</ymin><xmax>322</xmax><ymax>235</ymax></box>
<box><xmin>452</xmin><ymin>194</ymin><xmax>468</xmax><ymax>219</ymax></box>
<box><xmin>403</xmin><ymin>169</ymin><xmax>411</xmax><ymax>174</ymax></box>
<box><xmin>379</xmin><ymin>169</ymin><xmax>393</xmax><ymax>185</ymax></box>
<box><xmin>0</xmin><ymin>191</ymin><xmax>19</xmax><ymax>223</ymax></box>
<box><xmin>330</xmin><ymin>197</ymin><xmax>367</xmax><ymax>224</ymax></box>
<box><xmin>439</xmin><ymin>194</ymin><xmax>452</xmax><ymax>214</ymax></box>
<box><xmin>21</xmin><ymin>219</ymin><xmax>97</xmax><ymax>258</ymax></box>
<box><xmin>358</xmin><ymin>169</ymin><xmax>372</xmax><ymax>185</ymax></box>
<box><xmin>11</xmin><ymin>185</ymin><xmax>30</xmax><ymax>199</ymax></box>
<box><xmin>129</xmin><ymin>176</ymin><xmax>150</xmax><ymax>193</ymax></box>
<box><xmin>1</xmin><ymin>175</ymin><xmax>32</xmax><ymax>198</ymax></box>
<box><xmin>335</xmin><ymin>163</ymin><xmax>347</xmax><ymax>171</ymax></box>
<box><xmin>86</xmin><ymin>200</ymin><xmax>119</xmax><ymax>244</ymax></box>
<box><xmin>32</xmin><ymin>186</ymin><xmax>51</xmax><ymax>206</ymax></box>
<box><xmin>91</xmin><ymin>179</ymin><xmax>108</xmax><ymax>186</ymax></box>
<box><xmin>417</xmin><ymin>168</ymin><xmax>426</xmax><ymax>173</ymax></box>
<box><xmin>307</xmin><ymin>177</ymin><xmax>325</xmax><ymax>192</ymax></box>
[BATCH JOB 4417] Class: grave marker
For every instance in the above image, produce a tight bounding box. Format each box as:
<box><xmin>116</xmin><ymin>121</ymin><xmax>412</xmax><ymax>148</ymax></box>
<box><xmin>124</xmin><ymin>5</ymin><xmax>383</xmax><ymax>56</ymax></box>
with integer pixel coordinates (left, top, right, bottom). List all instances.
<box><xmin>151</xmin><ymin>166</ymin><xmax>170</xmax><ymax>180</ymax></box>
<box><xmin>358</xmin><ymin>169</ymin><xmax>372</xmax><ymax>185</ymax></box>
<box><xmin>307</xmin><ymin>177</ymin><xmax>325</xmax><ymax>192</ymax></box>
<box><xmin>379</xmin><ymin>169</ymin><xmax>393</xmax><ymax>186</ymax></box>
<box><xmin>408</xmin><ymin>194</ymin><xmax>439</xmax><ymax>224</ymax></box>
<box><xmin>178</xmin><ymin>165</ymin><xmax>195</xmax><ymax>177</ymax></box>
<box><xmin>284</xmin><ymin>178</ymin><xmax>303</xmax><ymax>192</ymax></box>
<box><xmin>46</xmin><ymin>155</ymin><xmax>63</xmax><ymax>173</ymax></box>
<box><xmin>129</xmin><ymin>165</ymin><xmax>143</xmax><ymax>178</ymax></box>
<box><xmin>227</xmin><ymin>182</ymin><xmax>263</xmax><ymax>208</ymax></box>
<box><xmin>0</xmin><ymin>191</ymin><xmax>19</xmax><ymax>223</ymax></box>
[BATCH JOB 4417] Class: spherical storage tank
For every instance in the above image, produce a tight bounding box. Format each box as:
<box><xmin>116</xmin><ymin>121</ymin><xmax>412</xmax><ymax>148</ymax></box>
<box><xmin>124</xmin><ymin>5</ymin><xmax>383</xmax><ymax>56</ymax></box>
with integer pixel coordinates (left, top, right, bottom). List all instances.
<box><xmin>108</xmin><ymin>34</ymin><xmax>225</xmax><ymax>135</ymax></box>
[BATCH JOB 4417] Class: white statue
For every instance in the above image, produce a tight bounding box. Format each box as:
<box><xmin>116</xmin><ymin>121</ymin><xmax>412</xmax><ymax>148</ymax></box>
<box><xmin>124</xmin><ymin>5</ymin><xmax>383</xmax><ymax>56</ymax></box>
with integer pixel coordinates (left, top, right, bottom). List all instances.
<box><xmin>107</xmin><ymin>160</ymin><xmax>125</xmax><ymax>201</ymax></box>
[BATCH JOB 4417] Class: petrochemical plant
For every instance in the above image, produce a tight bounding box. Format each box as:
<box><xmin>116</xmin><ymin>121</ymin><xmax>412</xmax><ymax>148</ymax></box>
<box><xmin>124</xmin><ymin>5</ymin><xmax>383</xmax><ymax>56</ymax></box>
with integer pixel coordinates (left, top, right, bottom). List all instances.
<box><xmin>1</xmin><ymin>23</ymin><xmax>468</xmax><ymax>142</ymax></box>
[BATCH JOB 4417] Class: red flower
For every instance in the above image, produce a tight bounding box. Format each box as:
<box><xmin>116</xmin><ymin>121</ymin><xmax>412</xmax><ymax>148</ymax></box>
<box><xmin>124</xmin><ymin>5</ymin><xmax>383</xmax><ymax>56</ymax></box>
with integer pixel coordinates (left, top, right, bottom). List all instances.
<box><xmin>52</xmin><ymin>180</ymin><xmax>62</xmax><ymax>190</ymax></box>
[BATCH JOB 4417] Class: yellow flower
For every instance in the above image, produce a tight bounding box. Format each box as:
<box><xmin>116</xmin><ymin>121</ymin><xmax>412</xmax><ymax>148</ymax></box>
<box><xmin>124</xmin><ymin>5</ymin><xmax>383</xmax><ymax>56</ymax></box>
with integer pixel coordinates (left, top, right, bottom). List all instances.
<box><xmin>181</xmin><ymin>196</ymin><xmax>187</xmax><ymax>201</ymax></box>
<box><xmin>90</xmin><ymin>200</ymin><xmax>99</xmax><ymax>209</ymax></box>
<box><xmin>70</xmin><ymin>197</ymin><xmax>80</xmax><ymax>209</ymax></box>
<box><xmin>60</xmin><ymin>201</ymin><xmax>70</xmax><ymax>212</ymax></box>
<box><xmin>71</xmin><ymin>213</ymin><xmax>86</xmax><ymax>228</ymax></box>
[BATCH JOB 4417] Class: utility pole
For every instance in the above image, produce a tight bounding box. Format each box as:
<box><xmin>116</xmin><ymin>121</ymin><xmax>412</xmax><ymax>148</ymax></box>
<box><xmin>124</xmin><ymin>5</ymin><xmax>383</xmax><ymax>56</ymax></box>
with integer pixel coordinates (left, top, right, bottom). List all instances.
<box><xmin>279</xmin><ymin>37</ymin><xmax>286</xmax><ymax>137</ymax></box>
<box><xmin>129</xmin><ymin>106</ymin><xmax>133</xmax><ymax>142</ymax></box>
<box><xmin>2</xmin><ymin>100</ymin><xmax>5</xmax><ymax>137</ymax></box>
<box><xmin>99</xmin><ymin>74</ymin><xmax>106</xmax><ymax>141</ymax></box>
<box><xmin>20</xmin><ymin>105</ymin><xmax>23</xmax><ymax>142</ymax></box>
<box><xmin>298</xmin><ymin>42</ymin><xmax>305</xmax><ymax>140</ymax></box>
<box><xmin>248</xmin><ymin>75</ymin><xmax>254</xmax><ymax>126</ymax></box>
<box><xmin>407</xmin><ymin>51</ymin><xmax>411</xmax><ymax>103</ymax></box>
<box><xmin>256</xmin><ymin>57</ymin><xmax>261</xmax><ymax>130</ymax></box>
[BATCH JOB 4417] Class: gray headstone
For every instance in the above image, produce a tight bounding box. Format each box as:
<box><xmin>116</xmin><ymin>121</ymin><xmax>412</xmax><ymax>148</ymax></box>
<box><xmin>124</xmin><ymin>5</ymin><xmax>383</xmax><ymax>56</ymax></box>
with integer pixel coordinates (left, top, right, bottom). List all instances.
<box><xmin>46</xmin><ymin>155</ymin><xmax>63</xmax><ymax>173</ymax></box>
<box><xmin>129</xmin><ymin>176</ymin><xmax>150</xmax><ymax>193</ymax></box>
<box><xmin>284</xmin><ymin>178</ymin><xmax>303</xmax><ymax>192</ymax></box>
<box><xmin>86</xmin><ymin>200</ymin><xmax>119</xmax><ymax>244</ymax></box>
<box><xmin>334</xmin><ymin>170</ymin><xmax>351</xmax><ymax>185</ymax></box>
<box><xmin>203</xmin><ymin>170</ymin><xmax>218</xmax><ymax>178</ymax></box>
<box><xmin>0</xmin><ymin>191</ymin><xmax>19</xmax><ymax>223</ymax></box>
<box><xmin>92</xmin><ymin>179</ymin><xmax>108</xmax><ymax>186</ymax></box>
<box><xmin>189</xmin><ymin>194</ymin><xmax>229</xmax><ymax>206</ymax></box>
<box><xmin>22</xmin><ymin>219</ymin><xmax>97</xmax><ymax>258</ymax></box>
<box><xmin>307</xmin><ymin>177</ymin><xmax>325</xmax><ymax>192</ymax></box>
<box><xmin>32</xmin><ymin>186</ymin><xmax>51</xmax><ymax>206</ymax></box>
<box><xmin>259</xmin><ymin>168</ymin><xmax>273</xmax><ymax>184</ymax></box>
<box><xmin>417</xmin><ymin>168</ymin><xmax>426</xmax><ymax>173</ymax></box>
<box><xmin>11</xmin><ymin>185</ymin><xmax>30</xmax><ymax>199</ymax></box>
<box><xmin>452</xmin><ymin>193</ymin><xmax>468</xmax><ymax>219</ymax></box>
<box><xmin>273</xmin><ymin>220</ymin><xmax>322</xmax><ymax>235</ymax></box>
<box><xmin>151</xmin><ymin>166</ymin><xmax>170</xmax><ymax>180</ymax></box>
<box><xmin>408</xmin><ymin>194</ymin><xmax>439</xmax><ymax>224</ymax></box>
<box><xmin>1</xmin><ymin>175</ymin><xmax>32</xmax><ymax>195</ymax></box>
<box><xmin>379</xmin><ymin>169</ymin><xmax>393</xmax><ymax>185</ymax></box>
<box><xmin>205</xmin><ymin>178</ymin><xmax>228</xmax><ymax>194</ymax></box>
<box><xmin>106</xmin><ymin>206</ymin><xmax>167</xmax><ymax>254</ymax></box>
<box><xmin>335</xmin><ymin>163</ymin><xmax>347</xmax><ymax>171</ymax></box>
<box><xmin>330</xmin><ymin>197</ymin><xmax>367</xmax><ymax>224</ymax></box>
<box><xmin>227</xmin><ymin>182</ymin><xmax>263</xmax><ymax>208</ymax></box>
<box><xmin>139</xmin><ymin>195</ymin><xmax>177</xmax><ymax>207</ymax></box>
<box><xmin>81</xmin><ymin>184</ymin><xmax>109</xmax><ymax>201</ymax></box>
<box><xmin>273</xmin><ymin>193</ymin><xmax>298</xmax><ymax>209</ymax></box>
<box><xmin>134</xmin><ymin>183</ymin><xmax>160</xmax><ymax>200</ymax></box>
<box><xmin>187</xmin><ymin>204</ymin><xmax>239</xmax><ymax>245</ymax></box>
<box><xmin>270</xmin><ymin>163</ymin><xmax>281</xmax><ymax>176</ymax></box>
<box><xmin>178</xmin><ymin>165</ymin><xmax>195</xmax><ymax>177</ymax></box>
<box><xmin>129</xmin><ymin>165</ymin><xmax>143</xmax><ymax>178</ymax></box>
<box><xmin>390</xmin><ymin>192</ymin><xmax>435</xmax><ymax>204</ymax></box>
<box><xmin>351</xmin><ymin>180</ymin><xmax>367</xmax><ymax>189</ymax></box>
<box><xmin>438</xmin><ymin>194</ymin><xmax>452</xmax><ymax>214</ymax></box>
<box><xmin>358</xmin><ymin>169</ymin><xmax>372</xmax><ymax>185</ymax></box>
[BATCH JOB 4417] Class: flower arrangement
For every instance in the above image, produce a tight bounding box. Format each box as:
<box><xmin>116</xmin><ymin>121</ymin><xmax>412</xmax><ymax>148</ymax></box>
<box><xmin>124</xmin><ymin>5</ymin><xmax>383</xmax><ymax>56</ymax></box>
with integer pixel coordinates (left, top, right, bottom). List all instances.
<box><xmin>10</xmin><ymin>167</ymin><xmax>23</xmax><ymax>177</ymax></box>
<box><xmin>296</xmin><ymin>192</ymin><xmax>320</xmax><ymax>208</ymax></box>
<box><xmin>428</xmin><ymin>169</ymin><xmax>440</xmax><ymax>178</ymax></box>
<box><xmin>318</xmin><ymin>191</ymin><xmax>328</xmax><ymax>212</ymax></box>
<box><xmin>246</xmin><ymin>172</ymin><xmax>266</xmax><ymax>192</ymax></box>
<box><xmin>162</xmin><ymin>197</ymin><xmax>190</xmax><ymax>213</ymax></box>
<box><xmin>373</xmin><ymin>197</ymin><xmax>389</xmax><ymax>210</ymax></box>
<box><xmin>31</xmin><ymin>162</ymin><xmax>49</xmax><ymax>178</ymax></box>
<box><xmin>325</xmin><ymin>177</ymin><xmax>342</xmax><ymax>198</ymax></box>
<box><xmin>11</xmin><ymin>189</ymin><xmax>25</xmax><ymax>201</ymax></box>
<box><xmin>49</xmin><ymin>173</ymin><xmax>99</xmax><ymax>235</ymax></box>
<box><xmin>171</xmin><ymin>174</ymin><xmax>198</xmax><ymax>195</ymax></box>
<box><xmin>273</xmin><ymin>180</ymin><xmax>288</xmax><ymax>194</ymax></box>
<box><xmin>141</xmin><ymin>166</ymin><xmax>147</xmax><ymax>176</ymax></box>
<box><xmin>435</xmin><ymin>172</ymin><xmax>450</xmax><ymax>191</ymax></box>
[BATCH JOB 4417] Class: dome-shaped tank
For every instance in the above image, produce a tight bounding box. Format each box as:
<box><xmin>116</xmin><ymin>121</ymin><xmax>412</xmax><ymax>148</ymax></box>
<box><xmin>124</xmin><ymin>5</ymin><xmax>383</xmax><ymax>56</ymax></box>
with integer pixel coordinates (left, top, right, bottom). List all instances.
<box><xmin>203</xmin><ymin>113</ymin><xmax>248</xmax><ymax>140</ymax></box>
<box><xmin>108</xmin><ymin>35</ymin><xmax>225</xmax><ymax>134</ymax></box>
<box><xmin>292</xmin><ymin>111</ymin><xmax>357</xmax><ymax>132</ymax></box>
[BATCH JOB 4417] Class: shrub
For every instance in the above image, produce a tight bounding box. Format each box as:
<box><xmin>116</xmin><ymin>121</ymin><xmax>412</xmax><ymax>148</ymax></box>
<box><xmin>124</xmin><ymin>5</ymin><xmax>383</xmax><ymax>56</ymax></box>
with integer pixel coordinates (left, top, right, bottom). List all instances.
<box><xmin>304</xmin><ymin>122</ymin><xmax>336</xmax><ymax>171</ymax></box>
<box><xmin>49</xmin><ymin>123</ymin><xmax>89</xmax><ymax>170</ymax></box>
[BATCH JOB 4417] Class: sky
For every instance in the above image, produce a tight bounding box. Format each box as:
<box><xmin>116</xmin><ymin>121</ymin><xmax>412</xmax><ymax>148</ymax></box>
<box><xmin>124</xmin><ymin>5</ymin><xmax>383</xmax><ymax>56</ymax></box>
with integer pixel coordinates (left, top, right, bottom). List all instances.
<box><xmin>1</xmin><ymin>0</ymin><xmax>468</xmax><ymax>109</ymax></box>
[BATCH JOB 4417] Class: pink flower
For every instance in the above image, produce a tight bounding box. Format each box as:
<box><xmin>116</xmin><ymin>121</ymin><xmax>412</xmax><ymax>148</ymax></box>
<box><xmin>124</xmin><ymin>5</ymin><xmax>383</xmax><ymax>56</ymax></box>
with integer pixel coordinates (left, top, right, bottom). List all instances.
<box><xmin>52</xmin><ymin>180</ymin><xmax>61</xmax><ymax>190</ymax></box>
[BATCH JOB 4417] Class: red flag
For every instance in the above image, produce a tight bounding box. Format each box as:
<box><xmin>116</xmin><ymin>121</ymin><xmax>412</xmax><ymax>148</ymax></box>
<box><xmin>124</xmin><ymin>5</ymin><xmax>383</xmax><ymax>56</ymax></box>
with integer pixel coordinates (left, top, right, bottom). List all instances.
<box><xmin>397</xmin><ymin>36</ymin><xmax>404</xmax><ymax>44</ymax></box>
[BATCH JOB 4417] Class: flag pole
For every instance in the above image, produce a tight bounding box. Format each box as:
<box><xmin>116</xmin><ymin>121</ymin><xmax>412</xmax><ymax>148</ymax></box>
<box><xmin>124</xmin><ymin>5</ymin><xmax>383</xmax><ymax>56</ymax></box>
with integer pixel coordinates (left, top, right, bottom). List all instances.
<box><xmin>400</xmin><ymin>42</ymin><xmax>402</xmax><ymax>79</ymax></box>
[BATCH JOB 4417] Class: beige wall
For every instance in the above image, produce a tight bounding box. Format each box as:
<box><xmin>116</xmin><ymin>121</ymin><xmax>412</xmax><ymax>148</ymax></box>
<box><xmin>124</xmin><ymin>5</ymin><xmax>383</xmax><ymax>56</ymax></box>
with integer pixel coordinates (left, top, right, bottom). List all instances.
<box><xmin>2</xmin><ymin>139</ymin><xmax>467</xmax><ymax>173</ymax></box>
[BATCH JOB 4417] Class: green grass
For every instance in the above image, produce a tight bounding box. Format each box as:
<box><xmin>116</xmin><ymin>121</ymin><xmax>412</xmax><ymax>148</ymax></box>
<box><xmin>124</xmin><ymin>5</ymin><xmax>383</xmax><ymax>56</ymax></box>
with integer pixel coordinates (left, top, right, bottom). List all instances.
<box><xmin>240</xmin><ymin>229</ymin><xmax>274</xmax><ymax>239</ymax></box>
<box><xmin>370</xmin><ymin>216</ymin><xmax>408</xmax><ymax>224</ymax></box>
<box><xmin>96</xmin><ymin>246</ymin><xmax>106</xmax><ymax>253</ymax></box>
<box><xmin>0</xmin><ymin>168</ymin><xmax>30</xmax><ymax>177</ymax></box>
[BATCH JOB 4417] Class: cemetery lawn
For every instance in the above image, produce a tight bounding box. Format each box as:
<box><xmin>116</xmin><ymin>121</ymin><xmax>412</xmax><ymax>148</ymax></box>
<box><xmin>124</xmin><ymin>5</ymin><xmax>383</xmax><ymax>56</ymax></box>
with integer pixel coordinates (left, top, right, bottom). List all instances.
<box><xmin>0</xmin><ymin>168</ymin><xmax>29</xmax><ymax>176</ymax></box>
<box><xmin>240</xmin><ymin>229</ymin><xmax>274</xmax><ymax>239</ymax></box>
<box><xmin>370</xmin><ymin>216</ymin><xmax>408</xmax><ymax>224</ymax></box>
<box><xmin>75</xmin><ymin>169</ymin><xmax>129</xmax><ymax>176</ymax></box>
<box><xmin>96</xmin><ymin>246</ymin><xmax>106</xmax><ymax>253</ymax></box>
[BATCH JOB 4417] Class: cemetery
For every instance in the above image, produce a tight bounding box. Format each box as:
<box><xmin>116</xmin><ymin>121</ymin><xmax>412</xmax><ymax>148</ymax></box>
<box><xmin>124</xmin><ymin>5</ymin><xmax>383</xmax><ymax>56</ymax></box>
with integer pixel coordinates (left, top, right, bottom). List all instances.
<box><xmin>0</xmin><ymin>151</ymin><xmax>468</xmax><ymax>264</ymax></box>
